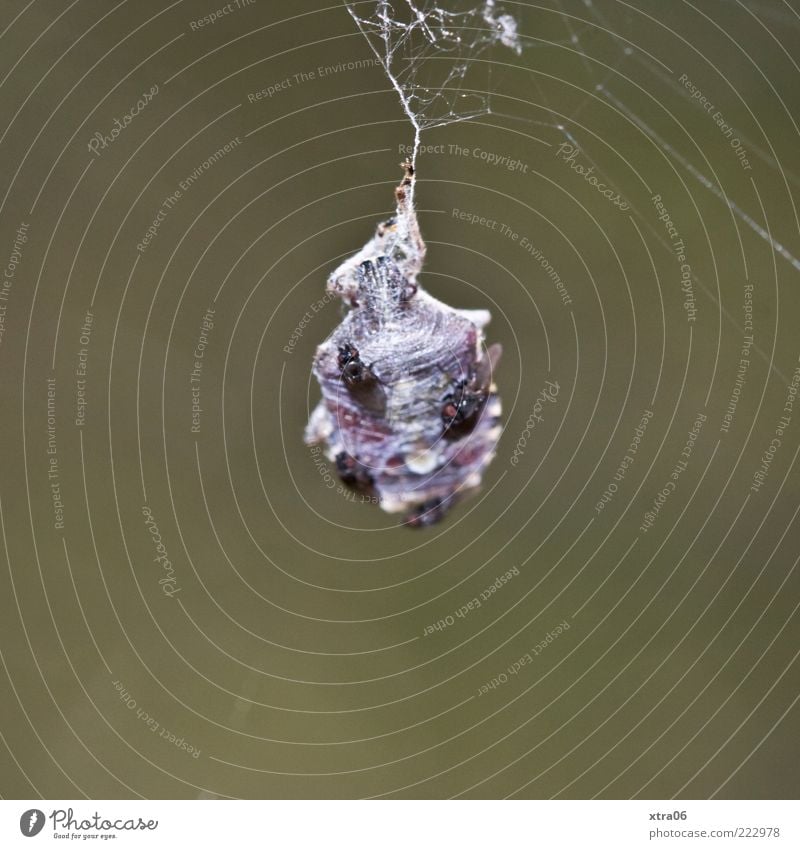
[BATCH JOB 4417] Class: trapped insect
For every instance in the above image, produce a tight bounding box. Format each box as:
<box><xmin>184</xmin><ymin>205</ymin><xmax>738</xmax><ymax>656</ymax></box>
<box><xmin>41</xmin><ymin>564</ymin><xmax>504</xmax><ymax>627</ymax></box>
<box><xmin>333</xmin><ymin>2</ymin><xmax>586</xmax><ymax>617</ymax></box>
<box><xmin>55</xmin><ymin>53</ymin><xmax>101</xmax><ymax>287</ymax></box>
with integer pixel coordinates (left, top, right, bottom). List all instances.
<box><xmin>304</xmin><ymin>162</ymin><xmax>502</xmax><ymax>527</ymax></box>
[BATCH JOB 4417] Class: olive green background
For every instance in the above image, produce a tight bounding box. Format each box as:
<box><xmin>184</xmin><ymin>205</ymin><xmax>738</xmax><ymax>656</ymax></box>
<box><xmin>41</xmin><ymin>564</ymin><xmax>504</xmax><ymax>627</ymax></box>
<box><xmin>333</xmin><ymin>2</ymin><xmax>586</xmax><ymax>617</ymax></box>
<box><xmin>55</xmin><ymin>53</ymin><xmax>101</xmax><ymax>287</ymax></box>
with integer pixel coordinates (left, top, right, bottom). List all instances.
<box><xmin>0</xmin><ymin>0</ymin><xmax>798</xmax><ymax>799</ymax></box>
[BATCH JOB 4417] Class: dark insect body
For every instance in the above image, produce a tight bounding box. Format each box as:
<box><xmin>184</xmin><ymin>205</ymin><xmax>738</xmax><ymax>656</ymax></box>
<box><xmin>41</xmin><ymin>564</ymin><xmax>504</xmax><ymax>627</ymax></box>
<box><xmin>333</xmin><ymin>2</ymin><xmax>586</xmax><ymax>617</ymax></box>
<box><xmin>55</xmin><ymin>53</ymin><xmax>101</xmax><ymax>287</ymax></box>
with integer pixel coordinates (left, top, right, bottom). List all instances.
<box><xmin>405</xmin><ymin>497</ymin><xmax>448</xmax><ymax>529</ymax></box>
<box><xmin>337</xmin><ymin>343</ymin><xmax>375</xmax><ymax>389</ymax></box>
<box><xmin>335</xmin><ymin>342</ymin><xmax>387</xmax><ymax>415</ymax></box>
<box><xmin>334</xmin><ymin>451</ymin><xmax>375</xmax><ymax>493</ymax></box>
<box><xmin>441</xmin><ymin>342</ymin><xmax>502</xmax><ymax>440</ymax></box>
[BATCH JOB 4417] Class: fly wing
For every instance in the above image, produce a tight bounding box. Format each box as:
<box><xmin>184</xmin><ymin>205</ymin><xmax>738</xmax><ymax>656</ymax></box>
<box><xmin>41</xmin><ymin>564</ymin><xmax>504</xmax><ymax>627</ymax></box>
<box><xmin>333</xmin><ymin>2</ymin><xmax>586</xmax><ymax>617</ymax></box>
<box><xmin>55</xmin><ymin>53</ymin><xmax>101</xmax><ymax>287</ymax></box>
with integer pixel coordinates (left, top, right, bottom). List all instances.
<box><xmin>333</xmin><ymin>372</ymin><xmax>388</xmax><ymax>416</ymax></box>
<box><xmin>351</xmin><ymin>379</ymin><xmax>388</xmax><ymax>415</ymax></box>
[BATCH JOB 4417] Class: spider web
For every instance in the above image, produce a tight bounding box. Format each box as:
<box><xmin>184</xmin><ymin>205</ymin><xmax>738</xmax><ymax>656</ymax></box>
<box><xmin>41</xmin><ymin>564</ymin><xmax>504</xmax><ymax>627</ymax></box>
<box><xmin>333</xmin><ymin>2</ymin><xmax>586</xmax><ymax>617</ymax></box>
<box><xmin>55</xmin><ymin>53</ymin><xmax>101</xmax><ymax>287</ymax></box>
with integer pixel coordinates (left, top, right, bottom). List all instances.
<box><xmin>345</xmin><ymin>0</ymin><xmax>524</xmax><ymax>164</ymax></box>
<box><xmin>346</xmin><ymin>0</ymin><xmax>800</xmax><ymax>277</ymax></box>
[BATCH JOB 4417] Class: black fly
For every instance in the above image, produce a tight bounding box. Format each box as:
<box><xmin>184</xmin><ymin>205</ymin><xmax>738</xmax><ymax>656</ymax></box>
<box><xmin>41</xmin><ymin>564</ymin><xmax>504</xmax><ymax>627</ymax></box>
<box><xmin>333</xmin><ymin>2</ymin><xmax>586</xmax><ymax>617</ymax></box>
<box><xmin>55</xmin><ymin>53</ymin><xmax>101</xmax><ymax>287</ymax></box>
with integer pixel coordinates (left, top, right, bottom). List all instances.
<box><xmin>336</xmin><ymin>343</ymin><xmax>387</xmax><ymax>415</ymax></box>
<box><xmin>441</xmin><ymin>343</ymin><xmax>502</xmax><ymax>439</ymax></box>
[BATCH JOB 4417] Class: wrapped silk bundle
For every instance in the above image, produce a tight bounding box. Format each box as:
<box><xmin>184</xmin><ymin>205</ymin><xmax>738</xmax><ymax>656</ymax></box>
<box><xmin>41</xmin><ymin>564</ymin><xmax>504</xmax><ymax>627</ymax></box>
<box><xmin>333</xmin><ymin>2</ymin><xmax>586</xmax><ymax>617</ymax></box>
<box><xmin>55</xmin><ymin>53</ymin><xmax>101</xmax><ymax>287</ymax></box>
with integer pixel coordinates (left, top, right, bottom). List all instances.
<box><xmin>305</xmin><ymin>164</ymin><xmax>502</xmax><ymax>527</ymax></box>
